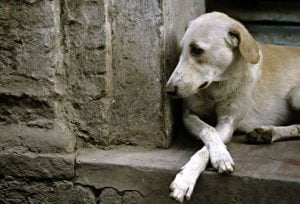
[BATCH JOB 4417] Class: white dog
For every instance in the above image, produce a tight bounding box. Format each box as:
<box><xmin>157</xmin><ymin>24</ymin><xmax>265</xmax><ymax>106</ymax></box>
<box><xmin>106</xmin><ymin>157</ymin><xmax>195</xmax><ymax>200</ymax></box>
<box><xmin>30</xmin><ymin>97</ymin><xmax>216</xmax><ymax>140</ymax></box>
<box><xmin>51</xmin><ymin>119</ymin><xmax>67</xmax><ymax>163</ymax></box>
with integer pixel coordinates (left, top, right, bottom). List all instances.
<box><xmin>166</xmin><ymin>12</ymin><xmax>300</xmax><ymax>203</ymax></box>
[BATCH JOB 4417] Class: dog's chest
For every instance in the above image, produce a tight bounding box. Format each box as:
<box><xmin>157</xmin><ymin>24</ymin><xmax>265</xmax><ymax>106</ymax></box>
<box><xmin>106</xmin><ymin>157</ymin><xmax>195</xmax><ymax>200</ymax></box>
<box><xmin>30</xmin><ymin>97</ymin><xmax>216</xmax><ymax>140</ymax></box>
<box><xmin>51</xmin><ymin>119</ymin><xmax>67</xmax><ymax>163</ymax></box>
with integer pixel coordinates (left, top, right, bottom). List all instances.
<box><xmin>183</xmin><ymin>84</ymin><xmax>233</xmax><ymax>116</ymax></box>
<box><xmin>183</xmin><ymin>93</ymin><xmax>216</xmax><ymax>118</ymax></box>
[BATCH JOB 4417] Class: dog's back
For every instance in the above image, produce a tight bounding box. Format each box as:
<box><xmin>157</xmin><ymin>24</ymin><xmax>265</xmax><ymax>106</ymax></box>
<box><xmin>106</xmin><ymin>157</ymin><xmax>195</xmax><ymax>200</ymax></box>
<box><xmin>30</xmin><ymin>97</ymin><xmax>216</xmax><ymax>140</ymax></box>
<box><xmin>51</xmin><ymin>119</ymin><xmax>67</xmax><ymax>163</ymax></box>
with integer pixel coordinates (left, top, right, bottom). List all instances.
<box><xmin>237</xmin><ymin>44</ymin><xmax>300</xmax><ymax>132</ymax></box>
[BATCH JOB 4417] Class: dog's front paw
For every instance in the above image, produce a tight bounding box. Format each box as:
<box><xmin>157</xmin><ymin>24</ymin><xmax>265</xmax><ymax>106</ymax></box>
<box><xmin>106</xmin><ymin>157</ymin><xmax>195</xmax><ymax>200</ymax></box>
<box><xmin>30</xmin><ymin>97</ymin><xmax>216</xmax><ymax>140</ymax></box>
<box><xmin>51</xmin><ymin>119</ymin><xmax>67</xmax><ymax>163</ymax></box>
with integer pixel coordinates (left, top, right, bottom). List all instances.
<box><xmin>169</xmin><ymin>169</ymin><xmax>196</xmax><ymax>203</ymax></box>
<box><xmin>247</xmin><ymin>126</ymin><xmax>273</xmax><ymax>144</ymax></box>
<box><xmin>209</xmin><ymin>144</ymin><xmax>234</xmax><ymax>174</ymax></box>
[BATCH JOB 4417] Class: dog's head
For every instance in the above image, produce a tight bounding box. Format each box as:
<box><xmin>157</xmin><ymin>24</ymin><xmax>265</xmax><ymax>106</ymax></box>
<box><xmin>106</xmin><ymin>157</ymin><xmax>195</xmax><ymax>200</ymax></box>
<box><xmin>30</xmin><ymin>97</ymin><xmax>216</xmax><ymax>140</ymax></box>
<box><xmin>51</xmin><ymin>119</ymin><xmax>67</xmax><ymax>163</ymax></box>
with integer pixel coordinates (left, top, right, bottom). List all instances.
<box><xmin>166</xmin><ymin>12</ymin><xmax>260</xmax><ymax>98</ymax></box>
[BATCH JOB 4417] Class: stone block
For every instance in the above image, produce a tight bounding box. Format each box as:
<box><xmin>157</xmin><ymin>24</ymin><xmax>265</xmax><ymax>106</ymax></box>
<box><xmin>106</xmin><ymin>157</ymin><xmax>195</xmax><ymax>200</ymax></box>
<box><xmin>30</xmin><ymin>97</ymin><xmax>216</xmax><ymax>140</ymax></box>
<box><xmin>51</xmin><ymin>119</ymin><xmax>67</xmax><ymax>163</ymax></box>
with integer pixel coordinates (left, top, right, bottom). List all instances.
<box><xmin>62</xmin><ymin>0</ymin><xmax>112</xmax><ymax>146</ymax></box>
<box><xmin>0</xmin><ymin>0</ymin><xmax>75</xmax><ymax>152</ymax></box>
<box><xmin>98</xmin><ymin>188</ymin><xmax>144</xmax><ymax>204</ymax></box>
<box><xmin>0</xmin><ymin>0</ymin><xmax>56</xmax><ymax>29</ymax></box>
<box><xmin>1</xmin><ymin>0</ymin><xmax>205</xmax><ymax>149</ymax></box>
<box><xmin>0</xmin><ymin>179</ymin><xmax>96</xmax><ymax>204</ymax></box>
<box><xmin>110</xmin><ymin>0</ymin><xmax>165</xmax><ymax>147</ymax></box>
<box><xmin>0</xmin><ymin>152</ymin><xmax>75</xmax><ymax>179</ymax></box>
<box><xmin>99</xmin><ymin>188</ymin><xmax>122</xmax><ymax>204</ymax></box>
<box><xmin>61</xmin><ymin>0</ymin><xmax>204</xmax><ymax>148</ymax></box>
<box><xmin>0</xmin><ymin>0</ymin><xmax>63</xmax><ymax>102</ymax></box>
<box><xmin>75</xmin><ymin>146</ymin><xmax>197</xmax><ymax>196</ymax></box>
<box><xmin>0</xmin><ymin>93</ymin><xmax>55</xmax><ymax>125</ymax></box>
<box><xmin>109</xmin><ymin>0</ymin><xmax>204</xmax><ymax>147</ymax></box>
<box><xmin>0</xmin><ymin>123</ymin><xmax>75</xmax><ymax>153</ymax></box>
<box><xmin>75</xmin><ymin>139</ymin><xmax>300</xmax><ymax>203</ymax></box>
<box><xmin>122</xmin><ymin>191</ymin><xmax>144</xmax><ymax>204</ymax></box>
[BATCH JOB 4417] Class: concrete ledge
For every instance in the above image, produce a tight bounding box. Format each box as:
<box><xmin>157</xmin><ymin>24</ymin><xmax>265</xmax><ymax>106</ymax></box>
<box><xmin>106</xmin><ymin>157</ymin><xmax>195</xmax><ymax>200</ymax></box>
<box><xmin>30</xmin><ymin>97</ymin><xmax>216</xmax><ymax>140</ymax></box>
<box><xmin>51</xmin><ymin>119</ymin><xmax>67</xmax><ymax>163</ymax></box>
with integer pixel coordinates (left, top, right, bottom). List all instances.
<box><xmin>0</xmin><ymin>152</ymin><xmax>75</xmax><ymax>180</ymax></box>
<box><xmin>75</xmin><ymin>137</ymin><xmax>300</xmax><ymax>203</ymax></box>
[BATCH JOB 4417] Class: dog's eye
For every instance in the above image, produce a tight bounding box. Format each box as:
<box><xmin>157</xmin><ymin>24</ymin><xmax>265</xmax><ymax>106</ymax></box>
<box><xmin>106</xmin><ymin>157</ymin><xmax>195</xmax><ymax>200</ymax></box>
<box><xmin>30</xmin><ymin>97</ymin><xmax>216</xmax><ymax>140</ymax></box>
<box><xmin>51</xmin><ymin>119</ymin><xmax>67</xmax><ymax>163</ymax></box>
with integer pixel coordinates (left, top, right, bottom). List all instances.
<box><xmin>190</xmin><ymin>43</ymin><xmax>204</xmax><ymax>56</ymax></box>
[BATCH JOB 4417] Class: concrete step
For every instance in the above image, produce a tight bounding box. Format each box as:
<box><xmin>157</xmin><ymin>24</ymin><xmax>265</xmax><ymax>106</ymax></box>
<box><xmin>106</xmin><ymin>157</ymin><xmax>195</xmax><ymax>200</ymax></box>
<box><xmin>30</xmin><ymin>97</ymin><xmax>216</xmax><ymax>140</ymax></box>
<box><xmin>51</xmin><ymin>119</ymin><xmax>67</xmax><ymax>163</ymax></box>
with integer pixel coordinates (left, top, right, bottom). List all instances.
<box><xmin>207</xmin><ymin>0</ymin><xmax>300</xmax><ymax>46</ymax></box>
<box><xmin>75</xmin><ymin>136</ymin><xmax>300</xmax><ymax>204</ymax></box>
<box><xmin>207</xmin><ymin>0</ymin><xmax>300</xmax><ymax>23</ymax></box>
<box><xmin>247</xmin><ymin>25</ymin><xmax>300</xmax><ymax>46</ymax></box>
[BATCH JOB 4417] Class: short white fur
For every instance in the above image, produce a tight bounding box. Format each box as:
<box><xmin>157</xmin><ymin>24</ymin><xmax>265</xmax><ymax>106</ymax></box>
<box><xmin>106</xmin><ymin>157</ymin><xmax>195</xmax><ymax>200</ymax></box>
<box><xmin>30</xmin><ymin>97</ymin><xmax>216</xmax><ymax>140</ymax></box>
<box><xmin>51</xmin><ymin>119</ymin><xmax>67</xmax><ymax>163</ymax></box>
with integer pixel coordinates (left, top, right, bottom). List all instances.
<box><xmin>166</xmin><ymin>12</ymin><xmax>300</xmax><ymax>202</ymax></box>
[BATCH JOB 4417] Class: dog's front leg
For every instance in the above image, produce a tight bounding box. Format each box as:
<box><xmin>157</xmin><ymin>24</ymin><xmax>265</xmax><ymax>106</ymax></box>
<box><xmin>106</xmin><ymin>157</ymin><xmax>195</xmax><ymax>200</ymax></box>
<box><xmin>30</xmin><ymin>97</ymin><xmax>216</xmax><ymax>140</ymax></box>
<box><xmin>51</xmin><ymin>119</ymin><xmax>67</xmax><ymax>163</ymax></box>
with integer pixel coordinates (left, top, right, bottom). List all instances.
<box><xmin>170</xmin><ymin>112</ymin><xmax>235</xmax><ymax>203</ymax></box>
<box><xmin>170</xmin><ymin>146</ymin><xmax>209</xmax><ymax>203</ymax></box>
<box><xmin>184</xmin><ymin>113</ymin><xmax>234</xmax><ymax>173</ymax></box>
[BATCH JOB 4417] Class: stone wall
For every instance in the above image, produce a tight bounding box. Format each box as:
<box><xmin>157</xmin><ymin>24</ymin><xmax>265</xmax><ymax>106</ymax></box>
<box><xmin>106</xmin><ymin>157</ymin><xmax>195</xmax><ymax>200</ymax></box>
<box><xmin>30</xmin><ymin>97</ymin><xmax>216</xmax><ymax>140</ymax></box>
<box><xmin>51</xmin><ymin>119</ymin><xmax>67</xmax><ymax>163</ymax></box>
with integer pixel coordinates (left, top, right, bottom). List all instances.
<box><xmin>0</xmin><ymin>0</ymin><xmax>75</xmax><ymax>154</ymax></box>
<box><xmin>0</xmin><ymin>0</ymin><xmax>205</xmax><ymax>202</ymax></box>
<box><xmin>0</xmin><ymin>0</ymin><xmax>204</xmax><ymax>151</ymax></box>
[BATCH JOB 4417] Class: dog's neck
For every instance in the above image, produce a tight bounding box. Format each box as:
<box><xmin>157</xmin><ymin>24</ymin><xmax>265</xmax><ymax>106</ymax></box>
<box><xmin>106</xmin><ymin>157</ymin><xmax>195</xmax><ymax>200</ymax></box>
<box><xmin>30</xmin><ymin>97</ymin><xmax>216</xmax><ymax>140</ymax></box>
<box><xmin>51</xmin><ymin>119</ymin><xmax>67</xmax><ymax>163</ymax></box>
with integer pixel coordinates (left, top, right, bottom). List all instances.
<box><xmin>203</xmin><ymin>51</ymin><xmax>262</xmax><ymax>102</ymax></box>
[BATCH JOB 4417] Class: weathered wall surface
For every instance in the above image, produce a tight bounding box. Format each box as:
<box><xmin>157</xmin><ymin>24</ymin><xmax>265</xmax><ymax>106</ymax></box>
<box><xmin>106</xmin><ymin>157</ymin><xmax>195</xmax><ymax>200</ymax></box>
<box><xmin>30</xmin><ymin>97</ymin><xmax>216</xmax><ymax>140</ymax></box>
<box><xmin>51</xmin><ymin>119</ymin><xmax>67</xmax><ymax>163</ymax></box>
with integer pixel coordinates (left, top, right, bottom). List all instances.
<box><xmin>0</xmin><ymin>0</ymin><xmax>204</xmax><ymax>150</ymax></box>
<box><xmin>0</xmin><ymin>0</ymin><xmax>205</xmax><ymax>202</ymax></box>
<box><xmin>109</xmin><ymin>0</ymin><xmax>204</xmax><ymax>147</ymax></box>
<box><xmin>0</xmin><ymin>179</ymin><xmax>96</xmax><ymax>204</ymax></box>
<box><xmin>62</xmin><ymin>0</ymin><xmax>113</xmax><ymax>147</ymax></box>
<box><xmin>0</xmin><ymin>0</ymin><xmax>75</xmax><ymax>153</ymax></box>
<box><xmin>109</xmin><ymin>0</ymin><xmax>165</xmax><ymax>146</ymax></box>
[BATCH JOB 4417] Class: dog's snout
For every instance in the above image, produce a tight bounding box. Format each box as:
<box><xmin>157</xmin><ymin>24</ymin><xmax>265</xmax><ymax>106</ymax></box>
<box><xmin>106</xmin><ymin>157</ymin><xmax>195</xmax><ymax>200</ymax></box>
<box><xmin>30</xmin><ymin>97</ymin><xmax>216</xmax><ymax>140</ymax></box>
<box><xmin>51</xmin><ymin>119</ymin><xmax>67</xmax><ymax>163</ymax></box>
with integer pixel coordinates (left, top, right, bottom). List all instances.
<box><xmin>165</xmin><ymin>85</ymin><xmax>178</xmax><ymax>97</ymax></box>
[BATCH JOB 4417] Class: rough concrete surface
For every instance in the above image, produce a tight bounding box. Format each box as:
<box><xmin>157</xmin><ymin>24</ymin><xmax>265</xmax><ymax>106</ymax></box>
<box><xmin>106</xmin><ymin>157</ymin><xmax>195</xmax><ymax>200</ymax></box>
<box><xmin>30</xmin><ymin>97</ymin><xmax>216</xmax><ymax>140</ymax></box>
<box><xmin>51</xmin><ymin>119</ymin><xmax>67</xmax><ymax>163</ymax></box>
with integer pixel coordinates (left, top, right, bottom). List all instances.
<box><xmin>61</xmin><ymin>0</ymin><xmax>204</xmax><ymax>148</ymax></box>
<box><xmin>0</xmin><ymin>123</ymin><xmax>75</xmax><ymax>153</ymax></box>
<box><xmin>110</xmin><ymin>0</ymin><xmax>166</xmax><ymax>147</ymax></box>
<box><xmin>98</xmin><ymin>188</ymin><xmax>144</xmax><ymax>204</ymax></box>
<box><xmin>76</xmin><ymin>137</ymin><xmax>300</xmax><ymax>203</ymax></box>
<box><xmin>0</xmin><ymin>0</ymin><xmax>206</xmax><ymax>202</ymax></box>
<box><xmin>0</xmin><ymin>179</ymin><xmax>96</xmax><ymax>204</ymax></box>
<box><xmin>0</xmin><ymin>152</ymin><xmax>75</xmax><ymax>180</ymax></box>
<box><xmin>0</xmin><ymin>0</ymin><xmax>205</xmax><ymax>149</ymax></box>
<box><xmin>62</xmin><ymin>0</ymin><xmax>112</xmax><ymax>147</ymax></box>
<box><xmin>0</xmin><ymin>0</ymin><xmax>76</xmax><ymax>152</ymax></box>
<box><xmin>109</xmin><ymin>0</ymin><xmax>204</xmax><ymax>148</ymax></box>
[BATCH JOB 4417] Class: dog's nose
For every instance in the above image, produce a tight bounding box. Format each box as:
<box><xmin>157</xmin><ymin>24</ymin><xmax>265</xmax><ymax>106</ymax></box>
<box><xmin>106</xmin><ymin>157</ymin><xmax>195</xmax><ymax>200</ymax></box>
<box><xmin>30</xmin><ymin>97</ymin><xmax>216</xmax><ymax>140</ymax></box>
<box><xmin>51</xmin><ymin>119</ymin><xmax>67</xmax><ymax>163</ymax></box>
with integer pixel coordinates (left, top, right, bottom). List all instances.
<box><xmin>165</xmin><ymin>85</ymin><xmax>178</xmax><ymax>97</ymax></box>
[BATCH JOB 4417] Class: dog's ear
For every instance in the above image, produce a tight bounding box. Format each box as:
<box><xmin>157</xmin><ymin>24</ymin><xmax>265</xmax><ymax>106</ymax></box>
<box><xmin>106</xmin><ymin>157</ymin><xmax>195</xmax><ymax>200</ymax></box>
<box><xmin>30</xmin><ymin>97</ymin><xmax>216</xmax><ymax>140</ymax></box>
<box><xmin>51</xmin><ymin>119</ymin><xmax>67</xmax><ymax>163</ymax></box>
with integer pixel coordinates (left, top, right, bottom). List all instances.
<box><xmin>227</xmin><ymin>24</ymin><xmax>260</xmax><ymax>64</ymax></box>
